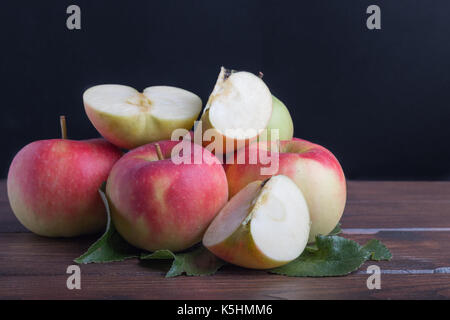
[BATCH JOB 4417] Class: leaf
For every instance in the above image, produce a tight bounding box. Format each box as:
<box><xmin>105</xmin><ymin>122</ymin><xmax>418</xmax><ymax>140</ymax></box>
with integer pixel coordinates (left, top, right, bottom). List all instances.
<box><xmin>305</xmin><ymin>223</ymin><xmax>342</xmax><ymax>252</ymax></box>
<box><xmin>141</xmin><ymin>246</ymin><xmax>226</xmax><ymax>277</ymax></box>
<box><xmin>74</xmin><ymin>186</ymin><xmax>391</xmax><ymax>279</ymax></box>
<box><xmin>142</xmin><ymin>249</ymin><xmax>176</xmax><ymax>260</ymax></box>
<box><xmin>74</xmin><ymin>186</ymin><xmax>140</xmax><ymax>264</ymax></box>
<box><xmin>328</xmin><ymin>223</ymin><xmax>342</xmax><ymax>236</ymax></box>
<box><xmin>362</xmin><ymin>239</ymin><xmax>393</xmax><ymax>261</ymax></box>
<box><xmin>269</xmin><ymin>235</ymin><xmax>369</xmax><ymax>277</ymax></box>
<box><xmin>74</xmin><ymin>185</ymin><xmax>225</xmax><ymax>277</ymax></box>
<box><xmin>305</xmin><ymin>244</ymin><xmax>319</xmax><ymax>252</ymax></box>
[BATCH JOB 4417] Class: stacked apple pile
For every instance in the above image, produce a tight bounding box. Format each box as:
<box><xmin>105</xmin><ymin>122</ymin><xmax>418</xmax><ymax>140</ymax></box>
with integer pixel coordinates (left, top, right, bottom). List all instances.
<box><xmin>7</xmin><ymin>67</ymin><xmax>347</xmax><ymax>271</ymax></box>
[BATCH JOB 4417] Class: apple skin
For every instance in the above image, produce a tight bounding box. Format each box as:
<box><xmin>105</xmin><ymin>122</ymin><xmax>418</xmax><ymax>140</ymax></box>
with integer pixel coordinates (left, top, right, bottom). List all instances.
<box><xmin>7</xmin><ymin>139</ymin><xmax>123</xmax><ymax>237</ymax></box>
<box><xmin>206</xmin><ymin>221</ymin><xmax>286</xmax><ymax>269</ymax></box>
<box><xmin>106</xmin><ymin>140</ymin><xmax>229</xmax><ymax>252</ymax></box>
<box><xmin>259</xmin><ymin>96</ymin><xmax>294</xmax><ymax>142</ymax></box>
<box><xmin>204</xmin><ymin>181</ymin><xmax>295</xmax><ymax>269</ymax></box>
<box><xmin>225</xmin><ymin>138</ymin><xmax>346</xmax><ymax>243</ymax></box>
<box><xmin>84</xmin><ymin>105</ymin><xmax>199</xmax><ymax>150</ymax></box>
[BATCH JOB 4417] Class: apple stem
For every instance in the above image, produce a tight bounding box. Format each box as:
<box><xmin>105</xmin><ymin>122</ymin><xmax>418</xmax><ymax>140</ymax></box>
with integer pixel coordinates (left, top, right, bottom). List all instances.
<box><xmin>60</xmin><ymin>115</ymin><xmax>67</xmax><ymax>139</ymax></box>
<box><xmin>155</xmin><ymin>143</ymin><xmax>164</xmax><ymax>160</ymax></box>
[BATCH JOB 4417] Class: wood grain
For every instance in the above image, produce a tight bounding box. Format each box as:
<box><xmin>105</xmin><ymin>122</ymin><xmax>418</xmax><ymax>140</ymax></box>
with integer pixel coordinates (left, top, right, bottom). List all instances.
<box><xmin>1</xmin><ymin>180</ymin><xmax>450</xmax><ymax>299</ymax></box>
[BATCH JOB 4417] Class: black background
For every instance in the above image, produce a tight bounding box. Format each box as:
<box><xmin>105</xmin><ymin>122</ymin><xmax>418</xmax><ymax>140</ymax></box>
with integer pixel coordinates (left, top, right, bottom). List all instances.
<box><xmin>1</xmin><ymin>1</ymin><xmax>449</xmax><ymax>180</ymax></box>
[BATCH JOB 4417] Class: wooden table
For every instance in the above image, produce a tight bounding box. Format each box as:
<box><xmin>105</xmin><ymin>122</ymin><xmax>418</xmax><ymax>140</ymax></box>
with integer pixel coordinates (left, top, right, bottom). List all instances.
<box><xmin>1</xmin><ymin>180</ymin><xmax>449</xmax><ymax>300</ymax></box>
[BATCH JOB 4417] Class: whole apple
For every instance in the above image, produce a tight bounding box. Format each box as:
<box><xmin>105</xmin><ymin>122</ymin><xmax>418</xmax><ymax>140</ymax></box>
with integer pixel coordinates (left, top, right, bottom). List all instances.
<box><xmin>259</xmin><ymin>96</ymin><xmax>294</xmax><ymax>142</ymax></box>
<box><xmin>106</xmin><ymin>140</ymin><xmax>229</xmax><ymax>252</ymax></box>
<box><xmin>225</xmin><ymin>138</ymin><xmax>346</xmax><ymax>243</ymax></box>
<box><xmin>7</xmin><ymin>117</ymin><xmax>122</xmax><ymax>237</ymax></box>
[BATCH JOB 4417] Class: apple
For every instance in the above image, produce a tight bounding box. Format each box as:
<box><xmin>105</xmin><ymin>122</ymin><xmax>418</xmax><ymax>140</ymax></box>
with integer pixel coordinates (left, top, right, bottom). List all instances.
<box><xmin>106</xmin><ymin>140</ymin><xmax>229</xmax><ymax>252</ymax></box>
<box><xmin>259</xmin><ymin>96</ymin><xmax>294</xmax><ymax>141</ymax></box>
<box><xmin>7</xmin><ymin>116</ymin><xmax>122</xmax><ymax>237</ymax></box>
<box><xmin>225</xmin><ymin>138</ymin><xmax>346</xmax><ymax>243</ymax></box>
<box><xmin>203</xmin><ymin>175</ymin><xmax>310</xmax><ymax>269</ymax></box>
<box><xmin>197</xmin><ymin>67</ymin><xmax>272</xmax><ymax>154</ymax></box>
<box><xmin>84</xmin><ymin>84</ymin><xmax>202</xmax><ymax>149</ymax></box>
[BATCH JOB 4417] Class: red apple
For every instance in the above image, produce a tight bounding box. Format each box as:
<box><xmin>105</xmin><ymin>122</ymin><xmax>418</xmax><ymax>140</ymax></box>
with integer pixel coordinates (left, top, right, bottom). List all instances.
<box><xmin>7</xmin><ymin>117</ymin><xmax>122</xmax><ymax>237</ymax></box>
<box><xmin>225</xmin><ymin>138</ymin><xmax>346</xmax><ymax>242</ymax></box>
<box><xmin>106</xmin><ymin>140</ymin><xmax>229</xmax><ymax>252</ymax></box>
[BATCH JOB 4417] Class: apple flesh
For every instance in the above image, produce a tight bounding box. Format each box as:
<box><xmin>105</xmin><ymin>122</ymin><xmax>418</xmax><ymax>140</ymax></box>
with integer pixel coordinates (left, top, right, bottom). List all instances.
<box><xmin>7</xmin><ymin>138</ymin><xmax>122</xmax><ymax>237</ymax></box>
<box><xmin>203</xmin><ymin>175</ymin><xmax>310</xmax><ymax>269</ymax></box>
<box><xmin>106</xmin><ymin>140</ymin><xmax>229</xmax><ymax>252</ymax></box>
<box><xmin>197</xmin><ymin>67</ymin><xmax>273</xmax><ymax>154</ymax></box>
<box><xmin>259</xmin><ymin>96</ymin><xmax>294</xmax><ymax>141</ymax></box>
<box><xmin>84</xmin><ymin>84</ymin><xmax>202</xmax><ymax>149</ymax></box>
<box><xmin>225</xmin><ymin>138</ymin><xmax>346</xmax><ymax>243</ymax></box>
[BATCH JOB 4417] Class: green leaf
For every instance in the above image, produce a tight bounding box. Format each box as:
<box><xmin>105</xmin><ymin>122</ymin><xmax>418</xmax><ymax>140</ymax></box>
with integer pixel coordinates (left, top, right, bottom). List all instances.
<box><xmin>141</xmin><ymin>246</ymin><xmax>226</xmax><ymax>277</ymax></box>
<box><xmin>362</xmin><ymin>239</ymin><xmax>393</xmax><ymax>261</ymax></box>
<box><xmin>74</xmin><ymin>186</ymin><xmax>391</xmax><ymax>279</ymax></box>
<box><xmin>142</xmin><ymin>249</ymin><xmax>176</xmax><ymax>260</ymax></box>
<box><xmin>269</xmin><ymin>235</ymin><xmax>369</xmax><ymax>277</ymax></box>
<box><xmin>74</xmin><ymin>184</ymin><xmax>225</xmax><ymax>277</ymax></box>
<box><xmin>305</xmin><ymin>244</ymin><xmax>319</xmax><ymax>252</ymax></box>
<box><xmin>74</xmin><ymin>186</ymin><xmax>140</xmax><ymax>264</ymax></box>
<box><xmin>328</xmin><ymin>223</ymin><xmax>342</xmax><ymax>236</ymax></box>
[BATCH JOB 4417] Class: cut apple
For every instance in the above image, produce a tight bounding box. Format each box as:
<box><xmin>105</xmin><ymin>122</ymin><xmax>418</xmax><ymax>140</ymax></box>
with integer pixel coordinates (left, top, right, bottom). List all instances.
<box><xmin>84</xmin><ymin>84</ymin><xmax>202</xmax><ymax>149</ymax></box>
<box><xmin>198</xmin><ymin>67</ymin><xmax>272</xmax><ymax>154</ymax></box>
<box><xmin>203</xmin><ymin>175</ymin><xmax>310</xmax><ymax>269</ymax></box>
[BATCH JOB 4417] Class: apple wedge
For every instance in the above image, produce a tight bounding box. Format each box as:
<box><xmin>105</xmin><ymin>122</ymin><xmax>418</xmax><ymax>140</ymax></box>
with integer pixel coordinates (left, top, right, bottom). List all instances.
<box><xmin>84</xmin><ymin>84</ymin><xmax>202</xmax><ymax>149</ymax></box>
<box><xmin>203</xmin><ymin>175</ymin><xmax>310</xmax><ymax>269</ymax></box>
<box><xmin>198</xmin><ymin>67</ymin><xmax>272</xmax><ymax>154</ymax></box>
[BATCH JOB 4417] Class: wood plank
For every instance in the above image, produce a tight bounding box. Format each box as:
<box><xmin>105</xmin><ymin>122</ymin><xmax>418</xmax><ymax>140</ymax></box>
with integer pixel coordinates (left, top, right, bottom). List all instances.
<box><xmin>343</xmin><ymin>181</ymin><xmax>450</xmax><ymax>228</ymax></box>
<box><xmin>2</xmin><ymin>181</ymin><xmax>450</xmax><ymax>232</ymax></box>
<box><xmin>347</xmin><ymin>181</ymin><xmax>450</xmax><ymax>202</ymax></box>
<box><xmin>341</xmin><ymin>201</ymin><xmax>450</xmax><ymax>228</ymax></box>
<box><xmin>1</xmin><ymin>230</ymin><xmax>449</xmax><ymax>299</ymax></box>
<box><xmin>2</xmin><ymin>272</ymin><xmax>449</xmax><ymax>300</ymax></box>
<box><xmin>1</xmin><ymin>180</ymin><xmax>450</xmax><ymax>299</ymax></box>
<box><xmin>1</xmin><ymin>231</ymin><xmax>449</xmax><ymax>276</ymax></box>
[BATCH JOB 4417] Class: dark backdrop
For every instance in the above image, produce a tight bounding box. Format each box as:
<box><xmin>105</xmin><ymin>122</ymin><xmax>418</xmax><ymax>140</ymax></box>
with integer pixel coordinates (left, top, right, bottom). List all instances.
<box><xmin>1</xmin><ymin>1</ymin><xmax>450</xmax><ymax>180</ymax></box>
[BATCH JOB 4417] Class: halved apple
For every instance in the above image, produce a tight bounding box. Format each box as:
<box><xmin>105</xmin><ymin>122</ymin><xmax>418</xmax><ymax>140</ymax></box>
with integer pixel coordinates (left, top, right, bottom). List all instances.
<box><xmin>84</xmin><ymin>84</ymin><xmax>202</xmax><ymax>149</ymax></box>
<box><xmin>198</xmin><ymin>67</ymin><xmax>273</xmax><ymax>154</ymax></box>
<box><xmin>203</xmin><ymin>175</ymin><xmax>310</xmax><ymax>269</ymax></box>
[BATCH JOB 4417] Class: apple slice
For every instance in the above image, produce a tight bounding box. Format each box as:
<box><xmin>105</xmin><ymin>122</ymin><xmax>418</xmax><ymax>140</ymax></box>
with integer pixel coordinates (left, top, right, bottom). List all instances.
<box><xmin>198</xmin><ymin>67</ymin><xmax>272</xmax><ymax>154</ymax></box>
<box><xmin>84</xmin><ymin>84</ymin><xmax>202</xmax><ymax>149</ymax></box>
<box><xmin>203</xmin><ymin>175</ymin><xmax>310</xmax><ymax>269</ymax></box>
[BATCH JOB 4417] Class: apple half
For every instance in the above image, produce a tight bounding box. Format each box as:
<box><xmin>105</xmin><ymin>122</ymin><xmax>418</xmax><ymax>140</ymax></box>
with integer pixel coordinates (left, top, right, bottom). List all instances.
<box><xmin>198</xmin><ymin>67</ymin><xmax>273</xmax><ymax>154</ymax></box>
<box><xmin>84</xmin><ymin>84</ymin><xmax>202</xmax><ymax>149</ymax></box>
<box><xmin>203</xmin><ymin>175</ymin><xmax>310</xmax><ymax>269</ymax></box>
